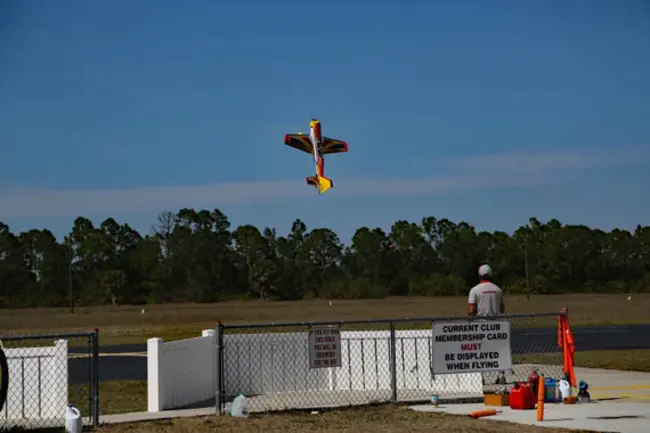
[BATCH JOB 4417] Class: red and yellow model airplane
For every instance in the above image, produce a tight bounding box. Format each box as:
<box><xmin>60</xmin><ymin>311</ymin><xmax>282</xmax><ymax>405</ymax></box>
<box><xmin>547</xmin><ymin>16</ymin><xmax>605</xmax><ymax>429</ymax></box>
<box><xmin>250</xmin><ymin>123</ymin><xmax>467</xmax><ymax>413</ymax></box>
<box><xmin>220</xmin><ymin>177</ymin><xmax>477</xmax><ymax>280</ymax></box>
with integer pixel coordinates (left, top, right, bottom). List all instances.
<box><xmin>283</xmin><ymin>117</ymin><xmax>349</xmax><ymax>194</ymax></box>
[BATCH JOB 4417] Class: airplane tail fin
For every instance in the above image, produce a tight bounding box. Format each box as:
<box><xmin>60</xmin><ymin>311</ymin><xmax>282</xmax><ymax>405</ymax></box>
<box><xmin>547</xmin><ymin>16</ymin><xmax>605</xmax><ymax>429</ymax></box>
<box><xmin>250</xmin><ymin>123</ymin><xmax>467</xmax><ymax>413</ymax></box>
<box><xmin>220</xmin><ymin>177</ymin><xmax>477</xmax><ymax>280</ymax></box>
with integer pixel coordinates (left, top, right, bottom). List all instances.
<box><xmin>318</xmin><ymin>175</ymin><xmax>333</xmax><ymax>194</ymax></box>
<box><xmin>306</xmin><ymin>175</ymin><xmax>333</xmax><ymax>194</ymax></box>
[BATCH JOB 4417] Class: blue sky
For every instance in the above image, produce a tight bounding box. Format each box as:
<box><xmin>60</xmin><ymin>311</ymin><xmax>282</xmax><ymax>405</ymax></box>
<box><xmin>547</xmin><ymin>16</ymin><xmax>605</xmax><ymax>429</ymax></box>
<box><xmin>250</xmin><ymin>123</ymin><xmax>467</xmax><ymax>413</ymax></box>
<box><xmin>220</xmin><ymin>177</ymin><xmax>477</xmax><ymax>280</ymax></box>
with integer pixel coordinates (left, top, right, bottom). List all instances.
<box><xmin>1</xmin><ymin>0</ymin><xmax>649</xmax><ymax>243</ymax></box>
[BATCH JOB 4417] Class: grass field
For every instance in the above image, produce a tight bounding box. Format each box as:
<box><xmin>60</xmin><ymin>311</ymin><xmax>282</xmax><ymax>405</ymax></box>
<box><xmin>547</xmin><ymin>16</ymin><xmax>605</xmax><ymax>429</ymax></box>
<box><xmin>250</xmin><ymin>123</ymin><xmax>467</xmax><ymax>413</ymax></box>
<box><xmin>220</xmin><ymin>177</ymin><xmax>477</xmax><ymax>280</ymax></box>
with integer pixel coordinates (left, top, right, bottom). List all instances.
<box><xmin>2</xmin><ymin>294</ymin><xmax>648</xmax><ymax>345</ymax></box>
<box><xmin>70</xmin><ymin>380</ymin><xmax>148</xmax><ymax>415</ymax></box>
<box><xmin>92</xmin><ymin>404</ymin><xmax>594</xmax><ymax>433</ymax></box>
<box><xmin>515</xmin><ymin>349</ymin><xmax>650</xmax><ymax>372</ymax></box>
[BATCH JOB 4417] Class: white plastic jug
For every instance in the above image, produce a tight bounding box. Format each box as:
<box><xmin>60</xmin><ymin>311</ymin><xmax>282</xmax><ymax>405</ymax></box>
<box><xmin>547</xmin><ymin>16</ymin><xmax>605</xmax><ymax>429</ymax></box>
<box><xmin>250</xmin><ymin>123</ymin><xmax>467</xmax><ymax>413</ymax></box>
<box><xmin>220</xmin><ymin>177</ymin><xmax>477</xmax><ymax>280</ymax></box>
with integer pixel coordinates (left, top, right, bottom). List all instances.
<box><xmin>559</xmin><ymin>380</ymin><xmax>572</xmax><ymax>400</ymax></box>
<box><xmin>230</xmin><ymin>394</ymin><xmax>248</xmax><ymax>418</ymax></box>
<box><xmin>65</xmin><ymin>405</ymin><xmax>82</xmax><ymax>433</ymax></box>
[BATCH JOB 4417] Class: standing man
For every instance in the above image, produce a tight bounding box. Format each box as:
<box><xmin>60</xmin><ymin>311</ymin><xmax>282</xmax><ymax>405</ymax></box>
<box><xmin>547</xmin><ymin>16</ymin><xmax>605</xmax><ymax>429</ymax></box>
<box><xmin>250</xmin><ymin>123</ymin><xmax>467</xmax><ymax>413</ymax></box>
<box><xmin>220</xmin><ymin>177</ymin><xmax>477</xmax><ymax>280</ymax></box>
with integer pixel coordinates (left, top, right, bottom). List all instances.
<box><xmin>468</xmin><ymin>264</ymin><xmax>505</xmax><ymax>317</ymax></box>
<box><xmin>468</xmin><ymin>264</ymin><xmax>507</xmax><ymax>385</ymax></box>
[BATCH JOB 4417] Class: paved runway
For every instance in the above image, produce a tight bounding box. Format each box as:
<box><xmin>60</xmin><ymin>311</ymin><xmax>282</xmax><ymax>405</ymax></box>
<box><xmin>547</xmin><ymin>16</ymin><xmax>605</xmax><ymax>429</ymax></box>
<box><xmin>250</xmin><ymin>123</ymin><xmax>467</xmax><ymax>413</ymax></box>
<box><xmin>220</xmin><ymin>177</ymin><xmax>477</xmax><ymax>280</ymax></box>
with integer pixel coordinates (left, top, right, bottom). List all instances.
<box><xmin>67</xmin><ymin>324</ymin><xmax>650</xmax><ymax>384</ymax></box>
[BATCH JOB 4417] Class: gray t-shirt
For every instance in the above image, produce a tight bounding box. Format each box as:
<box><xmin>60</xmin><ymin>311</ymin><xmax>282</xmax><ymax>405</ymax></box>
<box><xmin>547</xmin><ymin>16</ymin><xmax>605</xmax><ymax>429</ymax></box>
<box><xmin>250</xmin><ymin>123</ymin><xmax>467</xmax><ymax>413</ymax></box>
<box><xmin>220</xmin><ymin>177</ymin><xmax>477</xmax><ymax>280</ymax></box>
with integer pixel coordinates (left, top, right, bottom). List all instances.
<box><xmin>468</xmin><ymin>281</ymin><xmax>503</xmax><ymax>316</ymax></box>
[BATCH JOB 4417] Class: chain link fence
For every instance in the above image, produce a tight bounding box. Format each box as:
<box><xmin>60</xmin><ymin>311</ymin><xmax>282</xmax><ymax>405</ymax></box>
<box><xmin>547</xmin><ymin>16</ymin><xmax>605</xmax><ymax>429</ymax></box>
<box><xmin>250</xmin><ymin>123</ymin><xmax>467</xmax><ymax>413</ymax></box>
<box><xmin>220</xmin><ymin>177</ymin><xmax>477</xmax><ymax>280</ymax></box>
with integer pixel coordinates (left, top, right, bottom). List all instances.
<box><xmin>0</xmin><ymin>331</ymin><xmax>99</xmax><ymax>431</ymax></box>
<box><xmin>217</xmin><ymin>312</ymin><xmax>564</xmax><ymax>414</ymax></box>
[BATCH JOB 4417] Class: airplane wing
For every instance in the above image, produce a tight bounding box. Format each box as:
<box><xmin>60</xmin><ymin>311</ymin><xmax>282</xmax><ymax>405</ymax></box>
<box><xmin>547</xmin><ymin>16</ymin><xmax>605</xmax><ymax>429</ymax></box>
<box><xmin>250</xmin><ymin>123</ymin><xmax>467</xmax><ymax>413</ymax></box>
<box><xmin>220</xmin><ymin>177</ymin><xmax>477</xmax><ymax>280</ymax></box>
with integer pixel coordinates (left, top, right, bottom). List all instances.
<box><xmin>284</xmin><ymin>134</ymin><xmax>314</xmax><ymax>154</ymax></box>
<box><xmin>321</xmin><ymin>137</ymin><xmax>349</xmax><ymax>154</ymax></box>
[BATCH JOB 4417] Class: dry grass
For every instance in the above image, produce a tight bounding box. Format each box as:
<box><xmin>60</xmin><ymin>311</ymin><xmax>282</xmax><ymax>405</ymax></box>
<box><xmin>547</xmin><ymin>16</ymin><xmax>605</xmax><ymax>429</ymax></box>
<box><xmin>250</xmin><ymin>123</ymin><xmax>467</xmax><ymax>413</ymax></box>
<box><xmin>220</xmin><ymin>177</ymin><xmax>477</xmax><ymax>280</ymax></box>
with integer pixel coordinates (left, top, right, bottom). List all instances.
<box><xmin>1</xmin><ymin>294</ymin><xmax>648</xmax><ymax>345</ymax></box>
<box><xmin>97</xmin><ymin>380</ymin><xmax>148</xmax><ymax>414</ymax></box>
<box><xmin>516</xmin><ymin>349</ymin><xmax>650</xmax><ymax>373</ymax></box>
<box><xmin>70</xmin><ymin>380</ymin><xmax>148</xmax><ymax>415</ymax></box>
<box><xmin>93</xmin><ymin>404</ymin><xmax>594</xmax><ymax>433</ymax></box>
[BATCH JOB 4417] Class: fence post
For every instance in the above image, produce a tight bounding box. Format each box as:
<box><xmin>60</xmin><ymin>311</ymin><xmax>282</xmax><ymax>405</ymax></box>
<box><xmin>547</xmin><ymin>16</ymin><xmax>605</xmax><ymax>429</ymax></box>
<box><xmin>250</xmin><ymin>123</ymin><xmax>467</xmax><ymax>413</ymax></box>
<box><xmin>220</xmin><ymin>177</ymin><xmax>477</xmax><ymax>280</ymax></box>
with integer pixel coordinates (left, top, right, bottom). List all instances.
<box><xmin>215</xmin><ymin>322</ymin><xmax>224</xmax><ymax>415</ymax></box>
<box><xmin>430</xmin><ymin>319</ymin><xmax>436</xmax><ymax>382</ymax></box>
<box><xmin>0</xmin><ymin>342</ymin><xmax>7</xmax><ymax>414</ymax></box>
<box><xmin>92</xmin><ymin>328</ymin><xmax>100</xmax><ymax>428</ymax></box>
<box><xmin>389</xmin><ymin>321</ymin><xmax>397</xmax><ymax>403</ymax></box>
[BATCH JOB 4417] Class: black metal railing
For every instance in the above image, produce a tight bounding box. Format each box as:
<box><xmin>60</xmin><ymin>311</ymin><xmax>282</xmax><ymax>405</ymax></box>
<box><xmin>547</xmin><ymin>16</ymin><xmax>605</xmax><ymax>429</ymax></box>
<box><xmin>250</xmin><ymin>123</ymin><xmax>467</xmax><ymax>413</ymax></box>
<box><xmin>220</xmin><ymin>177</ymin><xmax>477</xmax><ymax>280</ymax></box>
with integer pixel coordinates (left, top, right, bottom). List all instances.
<box><xmin>215</xmin><ymin>312</ymin><xmax>565</xmax><ymax>414</ymax></box>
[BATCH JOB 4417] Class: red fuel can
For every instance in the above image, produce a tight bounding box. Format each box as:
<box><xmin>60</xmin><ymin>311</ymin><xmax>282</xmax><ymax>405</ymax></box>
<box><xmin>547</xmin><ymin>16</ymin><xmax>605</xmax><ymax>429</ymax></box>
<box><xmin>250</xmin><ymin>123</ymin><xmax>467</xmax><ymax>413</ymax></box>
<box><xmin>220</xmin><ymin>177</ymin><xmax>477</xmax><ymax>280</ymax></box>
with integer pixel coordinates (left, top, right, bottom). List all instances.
<box><xmin>509</xmin><ymin>383</ymin><xmax>536</xmax><ymax>410</ymax></box>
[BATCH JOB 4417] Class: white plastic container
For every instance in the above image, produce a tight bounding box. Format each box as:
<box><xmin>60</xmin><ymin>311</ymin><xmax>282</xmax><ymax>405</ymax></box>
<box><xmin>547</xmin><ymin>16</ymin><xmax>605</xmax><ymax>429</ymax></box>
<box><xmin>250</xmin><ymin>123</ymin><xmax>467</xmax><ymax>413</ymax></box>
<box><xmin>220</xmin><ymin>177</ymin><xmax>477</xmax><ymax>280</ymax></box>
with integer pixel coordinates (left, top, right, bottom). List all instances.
<box><xmin>65</xmin><ymin>405</ymin><xmax>82</xmax><ymax>433</ymax></box>
<box><xmin>230</xmin><ymin>394</ymin><xmax>249</xmax><ymax>417</ymax></box>
<box><xmin>559</xmin><ymin>380</ymin><xmax>572</xmax><ymax>400</ymax></box>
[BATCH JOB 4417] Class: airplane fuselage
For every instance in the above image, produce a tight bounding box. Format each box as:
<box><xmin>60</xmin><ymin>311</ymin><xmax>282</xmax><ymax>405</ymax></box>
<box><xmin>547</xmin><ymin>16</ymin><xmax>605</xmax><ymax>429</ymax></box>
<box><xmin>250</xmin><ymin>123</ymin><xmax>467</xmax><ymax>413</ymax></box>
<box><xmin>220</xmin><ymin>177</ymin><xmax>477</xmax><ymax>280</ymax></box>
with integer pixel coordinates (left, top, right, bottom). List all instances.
<box><xmin>309</xmin><ymin>118</ymin><xmax>324</xmax><ymax>177</ymax></box>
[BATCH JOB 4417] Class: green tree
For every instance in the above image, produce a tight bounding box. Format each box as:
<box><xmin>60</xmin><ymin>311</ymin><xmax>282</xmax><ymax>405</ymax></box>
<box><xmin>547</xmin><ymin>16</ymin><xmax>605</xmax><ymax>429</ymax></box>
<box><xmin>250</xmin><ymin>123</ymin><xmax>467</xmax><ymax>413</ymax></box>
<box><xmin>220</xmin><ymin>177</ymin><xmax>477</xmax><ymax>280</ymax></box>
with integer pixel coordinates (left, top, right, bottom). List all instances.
<box><xmin>0</xmin><ymin>223</ymin><xmax>36</xmax><ymax>307</ymax></box>
<box><xmin>19</xmin><ymin>229</ymin><xmax>69</xmax><ymax>306</ymax></box>
<box><xmin>233</xmin><ymin>224</ymin><xmax>278</xmax><ymax>299</ymax></box>
<box><xmin>0</xmin><ymin>210</ymin><xmax>649</xmax><ymax>308</ymax></box>
<box><xmin>298</xmin><ymin>228</ymin><xmax>343</xmax><ymax>298</ymax></box>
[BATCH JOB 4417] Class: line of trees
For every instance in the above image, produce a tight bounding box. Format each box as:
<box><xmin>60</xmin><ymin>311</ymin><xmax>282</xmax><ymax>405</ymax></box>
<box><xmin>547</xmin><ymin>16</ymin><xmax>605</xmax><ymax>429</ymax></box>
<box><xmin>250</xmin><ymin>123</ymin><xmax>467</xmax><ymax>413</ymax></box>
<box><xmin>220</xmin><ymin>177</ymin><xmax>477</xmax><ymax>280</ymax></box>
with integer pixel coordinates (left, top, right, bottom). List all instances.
<box><xmin>1</xmin><ymin>209</ymin><xmax>649</xmax><ymax>308</ymax></box>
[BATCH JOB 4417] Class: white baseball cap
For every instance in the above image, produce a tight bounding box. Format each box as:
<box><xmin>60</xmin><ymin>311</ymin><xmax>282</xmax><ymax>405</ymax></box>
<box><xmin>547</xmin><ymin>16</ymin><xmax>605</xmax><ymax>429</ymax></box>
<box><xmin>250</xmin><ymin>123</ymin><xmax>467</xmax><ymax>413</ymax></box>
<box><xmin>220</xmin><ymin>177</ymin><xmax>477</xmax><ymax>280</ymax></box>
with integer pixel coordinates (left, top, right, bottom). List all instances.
<box><xmin>478</xmin><ymin>264</ymin><xmax>492</xmax><ymax>278</ymax></box>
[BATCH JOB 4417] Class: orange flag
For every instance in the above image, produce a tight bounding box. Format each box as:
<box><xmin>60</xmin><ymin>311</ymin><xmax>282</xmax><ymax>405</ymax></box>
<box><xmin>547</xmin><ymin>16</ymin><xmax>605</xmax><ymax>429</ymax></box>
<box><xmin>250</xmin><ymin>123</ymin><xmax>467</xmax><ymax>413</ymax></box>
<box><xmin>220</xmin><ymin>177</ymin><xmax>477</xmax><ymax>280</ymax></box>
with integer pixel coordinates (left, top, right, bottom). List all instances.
<box><xmin>557</xmin><ymin>310</ymin><xmax>577</xmax><ymax>387</ymax></box>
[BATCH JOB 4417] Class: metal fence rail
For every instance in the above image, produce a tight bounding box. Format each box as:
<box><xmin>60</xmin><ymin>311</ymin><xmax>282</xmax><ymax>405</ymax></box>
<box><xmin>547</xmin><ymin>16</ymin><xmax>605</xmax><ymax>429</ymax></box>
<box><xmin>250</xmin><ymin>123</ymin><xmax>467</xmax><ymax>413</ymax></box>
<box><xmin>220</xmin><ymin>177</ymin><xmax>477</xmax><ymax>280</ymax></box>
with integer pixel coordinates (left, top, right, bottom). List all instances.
<box><xmin>0</xmin><ymin>330</ymin><xmax>99</xmax><ymax>431</ymax></box>
<box><xmin>217</xmin><ymin>312</ymin><xmax>565</xmax><ymax>414</ymax></box>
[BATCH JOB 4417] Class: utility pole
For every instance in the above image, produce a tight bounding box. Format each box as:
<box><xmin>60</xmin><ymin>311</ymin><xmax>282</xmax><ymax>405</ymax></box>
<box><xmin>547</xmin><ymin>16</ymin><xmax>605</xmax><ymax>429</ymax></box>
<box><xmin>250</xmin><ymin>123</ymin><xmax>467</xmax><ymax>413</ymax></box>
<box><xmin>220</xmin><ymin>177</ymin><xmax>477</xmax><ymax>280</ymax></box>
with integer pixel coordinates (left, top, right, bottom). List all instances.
<box><xmin>524</xmin><ymin>236</ymin><xmax>530</xmax><ymax>301</ymax></box>
<box><xmin>68</xmin><ymin>240</ymin><xmax>74</xmax><ymax>314</ymax></box>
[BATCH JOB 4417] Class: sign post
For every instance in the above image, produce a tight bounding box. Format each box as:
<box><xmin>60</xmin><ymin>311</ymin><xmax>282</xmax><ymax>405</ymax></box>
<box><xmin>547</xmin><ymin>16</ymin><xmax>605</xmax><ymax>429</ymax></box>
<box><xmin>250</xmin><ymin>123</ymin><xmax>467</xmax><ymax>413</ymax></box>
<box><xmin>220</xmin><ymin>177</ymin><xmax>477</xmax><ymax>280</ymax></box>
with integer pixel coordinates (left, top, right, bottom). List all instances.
<box><xmin>431</xmin><ymin>320</ymin><xmax>512</xmax><ymax>374</ymax></box>
<box><xmin>308</xmin><ymin>326</ymin><xmax>342</xmax><ymax>369</ymax></box>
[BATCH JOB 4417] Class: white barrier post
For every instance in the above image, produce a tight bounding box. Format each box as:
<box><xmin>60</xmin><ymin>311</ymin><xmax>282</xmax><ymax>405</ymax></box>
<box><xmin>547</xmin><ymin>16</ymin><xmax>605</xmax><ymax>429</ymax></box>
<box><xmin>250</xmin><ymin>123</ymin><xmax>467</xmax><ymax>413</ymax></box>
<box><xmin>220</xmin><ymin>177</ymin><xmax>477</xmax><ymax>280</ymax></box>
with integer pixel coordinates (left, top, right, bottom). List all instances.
<box><xmin>54</xmin><ymin>339</ymin><xmax>69</xmax><ymax>419</ymax></box>
<box><xmin>147</xmin><ymin>338</ymin><xmax>163</xmax><ymax>412</ymax></box>
<box><xmin>215</xmin><ymin>324</ymin><xmax>223</xmax><ymax>415</ymax></box>
<box><xmin>202</xmin><ymin>329</ymin><xmax>217</xmax><ymax>402</ymax></box>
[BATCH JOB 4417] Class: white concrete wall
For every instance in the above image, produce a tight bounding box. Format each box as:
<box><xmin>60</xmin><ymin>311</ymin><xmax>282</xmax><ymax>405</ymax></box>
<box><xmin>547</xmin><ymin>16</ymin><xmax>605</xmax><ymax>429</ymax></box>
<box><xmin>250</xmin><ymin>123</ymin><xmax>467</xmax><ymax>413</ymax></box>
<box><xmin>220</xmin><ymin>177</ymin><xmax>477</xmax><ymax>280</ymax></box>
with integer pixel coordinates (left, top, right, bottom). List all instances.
<box><xmin>0</xmin><ymin>340</ymin><xmax>69</xmax><ymax>422</ymax></box>
<box><xmin>147</xmin><ymin>330</ymin><xmax>217</xmax><ymax>412</ymax></box>
<box><xmin>148</xmin><ymin>328</ymin><xmax>482</xmax><ymax>411</ymax></box>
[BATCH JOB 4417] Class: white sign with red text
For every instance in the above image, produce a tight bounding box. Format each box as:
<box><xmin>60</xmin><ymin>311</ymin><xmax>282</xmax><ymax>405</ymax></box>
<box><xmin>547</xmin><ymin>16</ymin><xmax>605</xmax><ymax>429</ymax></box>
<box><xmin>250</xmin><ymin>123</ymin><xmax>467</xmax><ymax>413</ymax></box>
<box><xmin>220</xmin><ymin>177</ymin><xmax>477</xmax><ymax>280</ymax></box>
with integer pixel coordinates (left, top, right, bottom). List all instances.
<box><xmin>308</xmin><ymin>326</ymin><xmax>342</xmax><ymax>369</ymax></box>
<box><xmin>431</xmin><ymin>320</ymin><xmax>511</xmax><ymax>374</ymax></box>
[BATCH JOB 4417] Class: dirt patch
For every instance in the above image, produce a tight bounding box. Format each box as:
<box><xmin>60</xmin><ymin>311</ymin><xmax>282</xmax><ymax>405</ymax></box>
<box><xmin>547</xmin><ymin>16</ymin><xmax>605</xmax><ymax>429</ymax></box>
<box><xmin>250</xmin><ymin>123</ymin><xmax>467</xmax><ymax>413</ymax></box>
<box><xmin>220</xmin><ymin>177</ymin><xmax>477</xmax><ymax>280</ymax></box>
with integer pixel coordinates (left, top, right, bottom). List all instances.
<box><xmin>95</xmin><ymin>405</ymin><xmax>595</xmax><ymax>433</ymax></box>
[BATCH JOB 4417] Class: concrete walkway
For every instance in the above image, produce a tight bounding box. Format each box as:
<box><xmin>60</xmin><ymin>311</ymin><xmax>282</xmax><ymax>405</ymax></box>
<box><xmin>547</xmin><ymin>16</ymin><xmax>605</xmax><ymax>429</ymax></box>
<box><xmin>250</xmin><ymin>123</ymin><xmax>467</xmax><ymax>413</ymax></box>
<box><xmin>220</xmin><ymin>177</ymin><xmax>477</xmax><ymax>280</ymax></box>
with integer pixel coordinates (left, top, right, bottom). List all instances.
<box><xmin>410</xmin><ymin>400</ymin><xmax>650</xmax><ymax>433</ymax></box>
<box><xmin>574</xmin><ymin>367</ymin><xmax>650</xmax><ymax>402</ymax></box>
<box><xmin>101</xmin><ymin>407</ymin><xmax>216</xmax><ymax>425</ymax></box>
<box><xmin>409</xmin><ymin>367</ymin><xmax>650</xmax><ymax>433</ymax></box>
